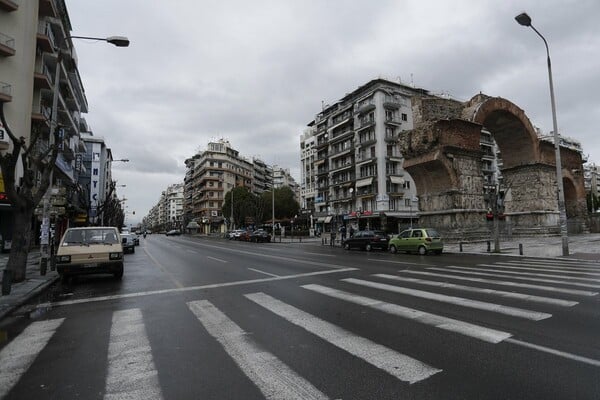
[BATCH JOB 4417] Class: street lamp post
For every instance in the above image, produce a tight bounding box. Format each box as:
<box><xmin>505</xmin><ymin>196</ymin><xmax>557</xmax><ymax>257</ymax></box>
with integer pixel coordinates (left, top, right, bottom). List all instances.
<box><xmin>515</xmin><ymin>12</ymin><xmax>569</xmax><ymax>256</ymax></box>
<box><xmin>40</xmin><ymin>34</ymin><xmax>130</xmax><ymax>272</ymax></box>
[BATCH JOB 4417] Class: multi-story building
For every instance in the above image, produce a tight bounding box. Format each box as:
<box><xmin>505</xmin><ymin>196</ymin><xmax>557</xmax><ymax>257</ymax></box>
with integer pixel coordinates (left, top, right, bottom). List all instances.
<box><xmin>79</xmin><ymin>133</ymin><xmax>113</xmax><ymax>224</ymax></box>
<box><xmin>183</xmin><ymin>140</ymin><xmax>253</xmax><ymax>232</ymax></box>
<box><xmin>181</xmin><ymin>140</ymin><xmax>300</xmax><ymax>232</ymax></box>
<box><xmin>301</xmin><ymin>78</ymin><xmax>432</xmax><ymax>233</ymax></box>
<box><xmin>1</xmin><ymin>0</ymin><xmax>90</xmax><ymax>242</ymax></box>
<box><xmin>273</xmin><ymin>166</ymin><xmax>299</xmax><ymax>200</ymax></box>
<box><xmin>165</xmin><ymin>183</ymin><xmax>184</xmax><ymax>230</ymax></box>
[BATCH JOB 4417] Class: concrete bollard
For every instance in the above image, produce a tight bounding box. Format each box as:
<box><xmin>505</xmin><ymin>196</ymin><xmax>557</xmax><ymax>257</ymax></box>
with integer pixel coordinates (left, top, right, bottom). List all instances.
<box><xmin>459</xmin><ymin>242</ymin><xmax>463</xmax><ymax>252</ymax></box>
<box><xmin>519</xmin><ymin>243</ymin><xmax>523</xmax><ymax>255</ymax></box>
<box><xmin>487</xmin><ymin>241</ymin><xmax>491</xmax><ymax>252</ymax></box>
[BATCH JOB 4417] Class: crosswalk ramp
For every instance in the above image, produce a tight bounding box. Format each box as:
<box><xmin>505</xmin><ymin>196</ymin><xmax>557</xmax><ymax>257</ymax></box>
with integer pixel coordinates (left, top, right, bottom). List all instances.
<box><xmin>0</xmin><ymin>258</ymin><xmax>599</xmax><ymax>398</ymax></box>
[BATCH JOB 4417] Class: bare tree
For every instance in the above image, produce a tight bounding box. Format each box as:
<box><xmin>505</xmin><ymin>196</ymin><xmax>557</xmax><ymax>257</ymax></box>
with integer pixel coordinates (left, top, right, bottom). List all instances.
<box><xmin>0</xmin><ymin>103</ymin><xmax>60</xmax><ymax>285</ymax></box>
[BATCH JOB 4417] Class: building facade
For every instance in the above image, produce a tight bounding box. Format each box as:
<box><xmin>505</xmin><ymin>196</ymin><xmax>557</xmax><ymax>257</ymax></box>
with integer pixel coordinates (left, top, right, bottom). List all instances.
<box><xmin>300</xmin><ymin>78</ymin><xmax>427</xmax><ymax>233</ymax></box>
<box><xmin>0</xmin><ymin>0</ymin><xmax>90</xmax><ymax>246</ymax></box>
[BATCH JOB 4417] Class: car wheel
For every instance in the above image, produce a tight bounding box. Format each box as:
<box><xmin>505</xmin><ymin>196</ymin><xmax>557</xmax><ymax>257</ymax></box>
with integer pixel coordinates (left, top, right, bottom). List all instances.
<box><xmin>365</xmin><ymin>243</ymin><xmax>372</xmax><ymax>252</ymax></box>
<box><xmin>418</xmin><ymin>246</ymin><xmax>427</xmax><ymax>255</ymax></box>
<box><xmin>389</xmin><ymin>245</ymin><xmax>397</xmax><ymax>254</ymax></box>
<box><xmin>114</xmin><ymin>264</ymin><xmax>124</xmax><ymax>280</ymax></box>
<box><xmin>344</xmin><ymin>243</ymin><xmax>350</xmax><ymax>250</ymax></box>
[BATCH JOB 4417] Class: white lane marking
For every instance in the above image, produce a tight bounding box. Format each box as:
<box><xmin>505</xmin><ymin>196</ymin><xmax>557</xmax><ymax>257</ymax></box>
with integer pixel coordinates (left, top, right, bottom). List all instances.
<box><xmin>248</xmin><ymin>268</ymin><xmax>280</xmax><ymax>277</ymax></box>
<box><xmin>476</xmin><ymin>264</ymin><xmax>600</xmax><ymax>283</ymax></box>
<box><xmin>207</xmin><ymin>256</ymin><xmax>228</xmax><ymax>263</ymax></box>
<box><xmin>303</xmin><ymin>252</ymin><xmax>336</xmax><ymax>257</ymax></box>
<box><xmin>494</xmin><ymin>262</ymin><xmax>600</xmax><ymax>276</ymax></box>
<box><xmin>400</xmin><ymin>270</ymin><xmax>598</xmax><ymax>296</ymax></box>
<box><xmin>368</xmin><ymin>259</ymin><xmax>436</xmax><ymax>267</ymax></box>
<box><xmin>431</xmin><ymin>267</ymin><xmax>600</xmax><ymax>290</ymax></box>
<box><xmin>0</xmin><ymin>318</ymin><xmax>65</xmax><ymax>399</ymax></box>
<box><xmin>42</xmin><ymin>268</ymin><xmax>359</xmax><ymax>308</ymax></box>
<box><xmin>374</xmin><ymin>274</ymin><xmax>578</xmax><ymax>307</ymax></box>
<box><xmin>506</xmin><ymin>338</ymin><xmax>600</xmax><ymax>368</ymax></box>
<box><xmin>302</xmin><ymin>284</ymin><xmax>512</xmax><ymax>344</ymax></box>
<box><xmin>187</xmin><ymin>300</ymin><xmax>328</xmax><ymax>400</ymax></box>
<box><xmin>342</xmin><ymin>278</ymin><xmax>552</xmax><ymax>321</ymax></box>
<box><xmin>104</xmin><ymin>309</ymin><xmax>163</xmax><ymax>400</ymax></box>
<box><xmin>245</xmin><ymin>292</ymin><xmax>441</xmax><ymax>384</ymax></box>
<box><xmin>508</xmin><ymin>259</ymin><xmax>600</xmax><ymax>268</ymax></box>
<box><xmin>186</xmin><ymin>249</ymin><xmax>198</xmax><ymax>254</ymax></box>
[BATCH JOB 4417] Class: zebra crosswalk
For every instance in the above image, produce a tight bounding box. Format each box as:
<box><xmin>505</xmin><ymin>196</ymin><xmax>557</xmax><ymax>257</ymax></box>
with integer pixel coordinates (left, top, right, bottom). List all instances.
<box><xmin>0</xmin><ymin>257</ymin><xmax>599</xmax><ymax>399</ymax></box>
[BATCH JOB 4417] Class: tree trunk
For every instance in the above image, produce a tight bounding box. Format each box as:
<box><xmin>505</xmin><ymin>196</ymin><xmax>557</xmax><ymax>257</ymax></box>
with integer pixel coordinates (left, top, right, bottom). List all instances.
<box><xmin>7</xmin><ymin>204</ymin><xmax>34</xmax><ymax>282</ymax></box>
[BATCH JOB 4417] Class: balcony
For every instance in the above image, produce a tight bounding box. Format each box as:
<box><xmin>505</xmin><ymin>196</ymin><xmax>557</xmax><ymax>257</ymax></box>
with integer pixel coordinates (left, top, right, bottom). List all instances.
<box><xmin>384</xmin><ymin>117</ymin><xmax>402</xmax><ymax>126</ymax></box>
<box><xmin>38</xmin><ymin>0</ymin><xmax>57</xmax><ymax>17</ymax></box>
<box><xmin>31</xmin><ymin>103</ymin><xmax>52</xmax><ymax>125</ymax></box>
<box><xmin>0</xmin><ymin>81</ymin><xmax>12</xmax><ymax>102</ymax></box>
<box><xmin>356</xmin><ymin>120</ymin><xmax>375</xmax><ymax>132</ymax></box>
<box><xmin>36</xmin><ymin>21</ymin><xmax>55</xmax><ymax>53</ymax></box>
<box><xmin>0</xmin><ymin>33</ymin><xmax>16</xmax><ymax>57</ymax></box>
<box><xmin>357</xmin><ymin>101</ymin><xmax>375</xmax><ymax>115</ymax></box>
<box><xmin>0</xmin><ymin>0</ymin><xmax>18</xmax><ymax>12</ymax></box>
<box><xmin>34</xmin><ymin>64</ymin><xmax>53</xmax><ymax>90</ymax></box>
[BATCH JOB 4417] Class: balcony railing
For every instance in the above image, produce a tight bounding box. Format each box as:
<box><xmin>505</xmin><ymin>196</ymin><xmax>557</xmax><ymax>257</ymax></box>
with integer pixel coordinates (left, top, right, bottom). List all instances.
<box><xmin>0</xmin><ymin>81</ymin><xmax>12</xmax><ymax>102</ymax></box>
<box><xmin>37</xmin><ymin>21</ymin><xmax>55</xmax><ymax>52</ymax></box>
<box><xmin>0</xmin><ymin>0</ymin><xmax>18</xmax><ymax>12</ymax></box>
<box><xmin>0</xmin><ymin>32</ymin><xmax>16</xmax><ymax>56</ymax></box>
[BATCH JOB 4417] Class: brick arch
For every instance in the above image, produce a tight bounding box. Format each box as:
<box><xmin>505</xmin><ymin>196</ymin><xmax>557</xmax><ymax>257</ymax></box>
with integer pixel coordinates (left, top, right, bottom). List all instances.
<box><xmin>467</xmin><ymin>96</ymin><xmax>541</xmax><ymax>169</ymax></box>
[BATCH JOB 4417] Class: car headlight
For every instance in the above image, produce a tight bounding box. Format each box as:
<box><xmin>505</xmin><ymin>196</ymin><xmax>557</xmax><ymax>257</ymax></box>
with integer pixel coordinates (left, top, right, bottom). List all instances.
<box><xmin>57</xmin><ymin>255</ymin><xmax>71</xmax><ymax>263</ymax></box>
<box><xmin>109</xmin><ymin>252</ymin><xmax>123</xmax><ymax>260</ymax></box>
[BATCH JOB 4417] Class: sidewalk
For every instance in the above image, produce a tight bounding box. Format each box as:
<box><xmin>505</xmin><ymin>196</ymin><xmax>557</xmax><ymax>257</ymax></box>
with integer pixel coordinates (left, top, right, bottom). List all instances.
<box><xmin>0</xmin><ymin>250</ymin><xmax>59</xmax><ymax>321</ymax></box>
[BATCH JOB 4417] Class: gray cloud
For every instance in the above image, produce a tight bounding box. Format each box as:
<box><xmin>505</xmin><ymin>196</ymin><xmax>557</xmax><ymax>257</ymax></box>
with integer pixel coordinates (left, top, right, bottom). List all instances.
<box><xmin>67</xmin><ymin>0</ymin><xmax>600</xmax><ymax>224</ymax></box>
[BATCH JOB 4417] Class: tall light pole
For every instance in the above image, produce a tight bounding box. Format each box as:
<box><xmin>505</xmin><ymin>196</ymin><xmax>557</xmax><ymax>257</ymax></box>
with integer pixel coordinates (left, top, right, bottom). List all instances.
<box><xmin>40</xmin><ymin>33</ymin><xmax>129</xmax><ymax>272</ymax></box>
<box><xmin>515</xmin><ymin>12</ymin><xmax>569</xmax><ymax>256</ymax></box>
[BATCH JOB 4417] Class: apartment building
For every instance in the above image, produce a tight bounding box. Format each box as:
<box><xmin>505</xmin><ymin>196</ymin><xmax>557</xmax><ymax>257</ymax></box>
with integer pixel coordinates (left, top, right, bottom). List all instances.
<box><xmin>79</xmin><ymin>133</ymin><xmax>114</xmax><ymax>224</ymax></box>
<box><xmin>300</xmin><ymin>78</ymin><xmax>428</xmax><ymax>233</ymax></box>
<box><xmin>273</xmin><ymin>166</ymin><xmax>300</xmax><ymax>200</ymax></box>
<box><xmin>183</xmin><ymin>140</ymin><xmax>253</xmax><ymax>232</ymax></box>
<box><xmin>0</xmin><ymin>0</ymin><xmax>90</xmax><ymax>242</ymax></box>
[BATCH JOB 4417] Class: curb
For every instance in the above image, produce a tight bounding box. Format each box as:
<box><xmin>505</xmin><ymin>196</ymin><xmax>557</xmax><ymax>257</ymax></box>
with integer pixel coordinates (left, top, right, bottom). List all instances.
<box><xmin>0</xmin><ymin>274</ymin><xmax>59</xmax><ymax>321</ymax></box>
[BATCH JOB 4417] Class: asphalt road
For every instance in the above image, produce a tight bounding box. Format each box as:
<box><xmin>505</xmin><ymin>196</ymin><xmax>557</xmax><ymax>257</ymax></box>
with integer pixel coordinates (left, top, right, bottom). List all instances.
<box><xmin>0</xmin><ymin>234</ymin><xmax>599</xmax><ymax>399</ymax></box>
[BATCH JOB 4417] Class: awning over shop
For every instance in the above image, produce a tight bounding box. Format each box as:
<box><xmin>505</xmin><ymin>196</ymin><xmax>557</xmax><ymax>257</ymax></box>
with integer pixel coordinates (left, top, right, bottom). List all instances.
<box><xmin>355</xmin><ymin>177</ymin><xmax>373</xmax><ymax>188</ymax></box>
<box><xmin>324</xmin><ymin>216</ymin><xmax>333</xmax><ymax>223</ymax></box>
<box><xmin>390</xmin><ymin>176</ymin><xmax>405</xmax><ymax>185</ymax></box>
<box><xmin>316</xmin><ymin>217</ymin><xmax>326</xmax><ymax>223</ymax></box>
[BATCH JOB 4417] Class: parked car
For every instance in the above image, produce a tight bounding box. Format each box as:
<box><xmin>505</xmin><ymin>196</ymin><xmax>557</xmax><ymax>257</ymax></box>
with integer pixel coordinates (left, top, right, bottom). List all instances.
<box><xmin>343</xmin><ymin>230</ymin><xmax>390</xmax><ymax>251</ymax></box>
<box><xmin>121</xmin><ymin>233</ymin><xmax>136</xmax><ymax>253</ymax></box>
<box><xmin>388</xmin><ymin>228</ymin><xmax>444</xmax><ymax>255</ymax></box>
<box><xmin>230</xmin><ymin>229</ymin><xmax>246</xmax><ymax>240</ymax></box>
<box><xmin>249</xmin><ymin>229</ymin><xmax>271</xmax><ymax>243</ymax></box>
<box><xmin>131</xmin><ymin>232</ymin><xmax>140</xmax><ymax>246</ymax></box>
<box><xmin>54</xmin><ymin>227</ymin><xmax>124</xmax><ymax>280</ymax></box>
<box><xmin>166</xmin><ymin>229</ymin><xmax>181</xmax><ymax>236</ymax></box>
<box><xmin>238</xmin><ymin>230</ymin><xmax>252</xmax><ymax>242</ymax></box>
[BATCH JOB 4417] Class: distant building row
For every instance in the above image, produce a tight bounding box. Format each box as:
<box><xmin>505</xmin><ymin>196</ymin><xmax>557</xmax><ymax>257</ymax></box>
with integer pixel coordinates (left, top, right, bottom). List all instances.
<box><xmin>142</xmin><ymin>140</ymin><xmax>299</xmax><ymax>233</ymax></box>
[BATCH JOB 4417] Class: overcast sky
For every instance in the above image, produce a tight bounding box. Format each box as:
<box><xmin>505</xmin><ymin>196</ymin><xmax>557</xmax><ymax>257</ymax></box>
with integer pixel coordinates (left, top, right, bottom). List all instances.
<box><xmin>66</xmin><ymin>0</ymin><xmax>600</xmax><ymax>225</ymax></box>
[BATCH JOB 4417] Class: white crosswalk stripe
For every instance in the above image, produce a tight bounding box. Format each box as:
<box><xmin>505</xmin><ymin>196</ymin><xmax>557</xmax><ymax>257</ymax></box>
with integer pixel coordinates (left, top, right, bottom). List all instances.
<box><xmin>509</xmin><ymin>259</ymin><xmax>600</xmax><ymax>269</ymax></box>
<box><xmin>373</xmin><ymin>273</ymin><xmax>578</xmax><ymax>307</ymax></box>
<box><xmin>0</xmin><ymin>318</ymin><xmax>64</xmax><ymax>399</ymax></box>
<box><xmin>477</xmin><ymin>264</ymin><xmax>600</xmax><ymax>283</ymax></box>
<box><xmin>398</xmin><ymin>269</ymin><xmax>597</xmax><ymax>296</ymax></box>
<box><xmin>342</xmin><ymin>278</ymin><xmax>552</xmax><ymax>321</ymax></box>
<box><xmin>430</xmin><ymin>267</ymin><xmax>600</xmax><ymax>289</ymax></box>
<box><xmin>245</xmin><ymin>292</ymin><xmax>442</xmax><ymax>384</ymax></box>
<box><xmin>302</xmin><ymin>284</ymin><xmax>512</xmax><ymax>343</ymax></box>
<box><xmin>499</xmin><ymin>261</ymin><xmax>600</xmax><ymax>274</ymax></box>
<box><xmin>104</xmin><ymin>308</ymin><xmax>163</xmax><ymax>400</ymax></box>
<box><xmin>187</xmin><ymin>300</ymin><xmax>328</xmax><ymax>400</ymax></box>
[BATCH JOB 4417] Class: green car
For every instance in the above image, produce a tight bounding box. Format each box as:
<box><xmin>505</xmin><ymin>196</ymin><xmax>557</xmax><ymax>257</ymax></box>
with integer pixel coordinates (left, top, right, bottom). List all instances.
<box><xmin>388</xmin><ymin>228</ymin><xmax>443</xmax><ymax>255</ymax></box>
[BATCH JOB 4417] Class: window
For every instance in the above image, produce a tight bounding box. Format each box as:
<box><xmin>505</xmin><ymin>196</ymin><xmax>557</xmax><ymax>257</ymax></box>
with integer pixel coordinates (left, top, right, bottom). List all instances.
<box><xmin>405</xmin><ymin>198</ymin><xmax>411</xmax><ymax>206</ymax></box>
<box><xmin>370</xmin><ymin>147</ymin><xmax>376</xmax><ymax>158</ymax></box>
<box><xmin>401</xmin><ymin>113</ymin><xmax>408</xmax><ymax>121</ymax></box>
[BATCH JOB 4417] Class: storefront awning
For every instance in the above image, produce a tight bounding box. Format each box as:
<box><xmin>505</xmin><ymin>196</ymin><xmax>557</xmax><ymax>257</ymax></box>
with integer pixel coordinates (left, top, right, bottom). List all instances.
<box><xmin>316</xmin><ymin>217</ymin><xmax>326</xmax><ymax>223</ymax></box>
<box><xmin>324</xmin><ymin>216</ymin><xmax>333</xmax><ymax>223</ymax></box>
<box><xmin>390</xmin><ymin>176</ymin><xmax>405</xmax><ymax>185</ymax></box>
<box><xmin>355</xmin><ymin>177</ymin><xmax>373</xmax><ymax>188</ymax></box>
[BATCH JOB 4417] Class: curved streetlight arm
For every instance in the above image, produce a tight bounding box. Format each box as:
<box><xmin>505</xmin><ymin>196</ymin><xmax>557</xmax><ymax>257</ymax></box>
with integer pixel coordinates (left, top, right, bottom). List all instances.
<box><xmin>515</xmin><ymin>12</ymin><xmax>568</xmax><ymax>255</ymax></box>
<box><xmin>68</xmin><ymin>35</ymin><xmax>130</xmax><ymax>47</ymax></box>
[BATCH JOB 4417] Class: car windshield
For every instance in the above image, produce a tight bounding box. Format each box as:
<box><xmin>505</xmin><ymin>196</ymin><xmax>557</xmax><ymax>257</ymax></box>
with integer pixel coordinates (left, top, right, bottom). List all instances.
<box><xmin>62</xmin><ymin>229</ymin><xmax>119</xmax><ymax>246</ymax></box>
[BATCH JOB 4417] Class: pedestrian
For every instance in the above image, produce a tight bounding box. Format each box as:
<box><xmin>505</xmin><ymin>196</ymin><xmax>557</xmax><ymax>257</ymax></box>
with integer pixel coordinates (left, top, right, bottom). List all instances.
<box><xmin>349</xmin><ymin>225</ymin><xmax>355</xmax><ymax>238</ymax></box>
<box><xmin>330</xmin><ymin>229</ymin><xmax>336</xmax><ymax>247</ymax></box>
<box><xmin>340</xmin><ymin>225</ymin><xmax>347</xmax><ymax>241</ymax></box>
